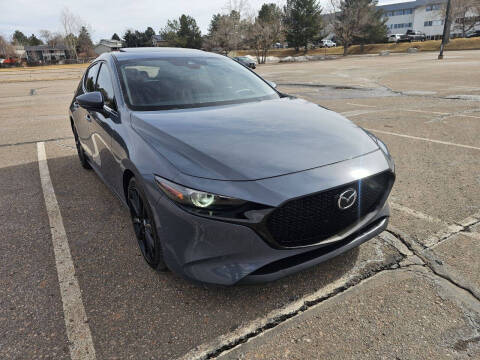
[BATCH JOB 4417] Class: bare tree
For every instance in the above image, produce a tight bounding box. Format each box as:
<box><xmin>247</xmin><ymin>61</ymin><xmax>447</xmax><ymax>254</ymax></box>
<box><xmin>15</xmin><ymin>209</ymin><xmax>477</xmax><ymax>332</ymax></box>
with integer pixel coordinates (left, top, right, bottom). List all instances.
<box><xmin>60</xmin><ymin>8</ymin><xmax>81</xmax><ymax>59</ymax></box>
<box><xmin>0</xmin><ymin>35</ymin><xmax>15</xmax><ymax>58</ymax></box>
<box><xmin>450</xmin><ymin>0</ymin><xmax>480</xmax><ymax>37</ymax></box>
<box><xmin>331</xmin><ymin>0</ymin><xmax>385</xmax><ymax>56</ymax></box>
<box><xmin>39</xmin><ymin>29</ymin><xmax>65</xmax><ymax>47</ymax></box>
<box><xmin>247</xmin><ymin>3</ymin><xmax>283</xmax><ymax>63</ymax></box>
<box><xmin>206</xmin><ymin>0</ymin><xmax>252</xmax><ymax>54</ymax></box>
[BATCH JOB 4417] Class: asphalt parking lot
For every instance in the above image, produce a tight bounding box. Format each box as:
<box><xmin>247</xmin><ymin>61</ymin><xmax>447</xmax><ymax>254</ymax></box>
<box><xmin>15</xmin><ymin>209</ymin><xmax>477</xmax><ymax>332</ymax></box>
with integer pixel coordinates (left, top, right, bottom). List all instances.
<box><xmin>1</xmin><ymin>50</ymin><xmax>479</xmax><ymax>360</ymax></box>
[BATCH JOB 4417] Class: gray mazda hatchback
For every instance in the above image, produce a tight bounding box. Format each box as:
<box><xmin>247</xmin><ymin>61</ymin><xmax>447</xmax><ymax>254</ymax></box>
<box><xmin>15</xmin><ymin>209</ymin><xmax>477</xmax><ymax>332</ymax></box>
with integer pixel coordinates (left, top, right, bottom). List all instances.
<box><xmin>70</xmin><ymin>47</ymin><xmax>395</xmax><ymax>285</ymax></box>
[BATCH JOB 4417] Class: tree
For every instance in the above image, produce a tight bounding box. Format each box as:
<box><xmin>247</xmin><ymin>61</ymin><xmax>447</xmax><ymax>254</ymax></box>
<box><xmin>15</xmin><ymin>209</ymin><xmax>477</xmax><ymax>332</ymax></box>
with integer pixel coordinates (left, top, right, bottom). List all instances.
<box><xmin>0</xmin><ymin>35</ymin><xmax>15</xmax><ymax>57</ymax></box>
<box><xmin>283</xmin><ymin>0</ymin><xmax>323</xmax><ymax>52</ymax></box>
<box><xmin>206</xmin><ymin>11</ymin><xmax>249</xmax><ymax>54</ymax></box>
<box><xmin>111</xmin><ymin>33</ymin><xmax>121</xmax><ymax>41</ymax></box>
<box><xmin>247</xmin><ymin>3</ymin><xmax>283</xmax><ymax>63</ymax></box>
<box><xmin>77</xmin><ymin>26</ymin><xmax>94</xmax><ymax>57</ymax></box>
<box><xmin>27</xmin><ymin>34</ymin><xmax>43</xmax><ymax>46</ymax></box>
<box><xmin>353</xmin><ymin>1</ymin><xmax>387</xmax><ymax>50</ymax></box>
<box><xmin>205</xmin><ymin>0</ymin><xmax>252</xmax><ymax>54</ymax></box>
<box><xmin>331</xmin><ymin>0</ymin><xmax>385</xmax><ymax>56</ymax></box>
<box><xmin>161</xmin><ymin>15</ymin><xmax>202</xmax><ymax>48</ymax></box>
<box><xmin>178</xmin><ymin>15</ymin><xmax>202</xmax><ymax>48</ymax></box>
<box><xmin>60</xmin><ymin>8</ymin><xmax>83</xmax><ymax>59</ymax></box>
<box><xmin>123</xmin><ymin>30</ymin><xmax>140</xmax><ymax>47</ymax></box>
<box><xmin>122</xmin><ymin>28</ymin><xmax>155</xmax><ymax>47</ymax></box>
<box><xmin>449</xmin><ymin>0</ymin><xmax>480</xmax><ymax>37</ymax></box>
<box><xmin>144</xmin><ymin>27</ymin><xmax>155</xmax><ymax>46</ymax></box>
<box><xmin>40</xmin><ymin>30</ymin><xmax>65</xmax><ymax>47</ymax></box>
<box><xmin>12</xmin><ymin>30</ymin><xmax>28</xmax><ymax>45</ymax></box>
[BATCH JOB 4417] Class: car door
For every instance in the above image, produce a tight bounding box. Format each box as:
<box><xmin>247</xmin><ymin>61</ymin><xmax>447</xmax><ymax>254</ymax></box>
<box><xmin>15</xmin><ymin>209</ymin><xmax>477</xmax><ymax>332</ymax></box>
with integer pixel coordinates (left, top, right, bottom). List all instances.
<box><xmin>73</xmin><ymin>62</ymin><xmax>99</xmax><ymax>157</ymax></box>
<box><xmin>89</xmin><ymin>62</ymin><xmax>120</xmax><ymax>188</ymax></box>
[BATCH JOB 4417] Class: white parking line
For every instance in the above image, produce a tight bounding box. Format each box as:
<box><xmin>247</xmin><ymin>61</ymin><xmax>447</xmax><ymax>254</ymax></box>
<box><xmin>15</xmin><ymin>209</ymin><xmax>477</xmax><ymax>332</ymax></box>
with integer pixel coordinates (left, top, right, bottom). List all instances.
<box><xmin>346</xmin><ymin>103</ymin><xmax>377</xmax><ymax>108</ymax></box>
<box><xmin>365</xmin><ymin>128</ymin><xmax>480</xmax><ymax>151</ymax></box>
<box><xmin>390</xmin><ymin>202</ymin><xmax>449</xmax><ymax>226</ymax></box>
<box><xmin>37</xmin><ymin>142</ymin><xmax>96</xmax><ymax>360</ymax></box>
<box><xmin>405</xmin><ymin>109</ymin><xmax>450</xmax><ymax>115</ymax></box>
<box><xmin>340</xmin><ymin>110</ymin><xmax>379</xmax><ymax>118</ymax></box>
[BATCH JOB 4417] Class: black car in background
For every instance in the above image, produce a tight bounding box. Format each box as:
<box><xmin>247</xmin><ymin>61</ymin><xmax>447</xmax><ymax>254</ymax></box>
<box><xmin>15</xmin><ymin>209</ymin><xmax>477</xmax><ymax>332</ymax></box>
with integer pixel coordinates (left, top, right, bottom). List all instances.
<box><xmin>467</xmin><ymin>30</ymin><xmax>480</xmax><ymax>38</ymax></box>
<box><xmin>233</xmin><ymin>56</ymin><xmax>256</xmax><ymax>69</ymax></box>
<box><xmin>400</xmin><ymin>30</ymin><xmax>427</xmax><ymax>42</ymax></box>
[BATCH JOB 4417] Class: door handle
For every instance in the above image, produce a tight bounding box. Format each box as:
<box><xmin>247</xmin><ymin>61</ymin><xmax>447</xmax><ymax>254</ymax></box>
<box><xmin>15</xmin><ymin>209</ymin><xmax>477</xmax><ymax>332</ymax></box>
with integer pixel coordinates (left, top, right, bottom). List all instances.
<box><xmin>85</xmin><ymin>114</ymin><xmax>92</xmax><ymax>122</ymax></box>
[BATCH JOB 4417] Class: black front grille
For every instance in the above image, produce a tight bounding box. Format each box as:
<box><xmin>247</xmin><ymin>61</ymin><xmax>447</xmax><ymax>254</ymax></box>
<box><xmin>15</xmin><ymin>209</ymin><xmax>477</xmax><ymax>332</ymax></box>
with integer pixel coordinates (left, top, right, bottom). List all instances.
<box><xmin>266</xmin><ymin>172</ymin><xmax>392</xmax><ymax>248</ymax></box>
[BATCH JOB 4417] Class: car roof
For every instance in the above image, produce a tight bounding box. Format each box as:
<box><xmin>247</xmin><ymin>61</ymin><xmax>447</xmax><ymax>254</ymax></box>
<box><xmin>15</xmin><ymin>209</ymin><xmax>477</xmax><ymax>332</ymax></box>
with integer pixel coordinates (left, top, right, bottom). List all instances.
<box><xmin>111</xmin><ymin>47</ymin><xmax>220</xmax><ymax>61</ymax></box>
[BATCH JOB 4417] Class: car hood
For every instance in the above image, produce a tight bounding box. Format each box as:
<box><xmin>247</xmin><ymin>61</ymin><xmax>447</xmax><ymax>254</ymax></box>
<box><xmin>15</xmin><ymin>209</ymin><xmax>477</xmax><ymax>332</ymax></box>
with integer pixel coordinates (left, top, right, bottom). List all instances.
<box><xmin>131</xmin><ymin>97</ymin><xmax>379</xmax><ymax>181</ymax></box>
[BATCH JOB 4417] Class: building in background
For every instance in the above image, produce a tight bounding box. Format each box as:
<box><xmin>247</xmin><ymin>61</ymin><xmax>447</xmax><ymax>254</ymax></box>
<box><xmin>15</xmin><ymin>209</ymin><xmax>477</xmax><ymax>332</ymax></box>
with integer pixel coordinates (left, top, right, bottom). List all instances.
<box><xmin>152</xmin><ymin>35</ymin><xmax>169</xmax><ymax>47</ymax></box>
<box><xmin>379</xmin><ymin>0</ymin><xmax>480</xmax><ymax>39</ymax></box>
<box><xmin>24</xmin><ymin>45</ymin><xmax>67</xmax><ymax>64</ymax></box>
<box><xmin>94</xmin><ymin>39</ymin><xmax>123</xmax><ymax>55</ymax></box>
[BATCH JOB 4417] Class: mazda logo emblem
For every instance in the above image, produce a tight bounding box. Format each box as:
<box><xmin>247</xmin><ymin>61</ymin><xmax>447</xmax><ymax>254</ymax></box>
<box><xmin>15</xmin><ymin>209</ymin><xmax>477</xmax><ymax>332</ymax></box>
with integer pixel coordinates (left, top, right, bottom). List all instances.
<box><xmin>338</xmin><ymin>188</ymin><xmax>357</xmax><ymax>210</ymax></box>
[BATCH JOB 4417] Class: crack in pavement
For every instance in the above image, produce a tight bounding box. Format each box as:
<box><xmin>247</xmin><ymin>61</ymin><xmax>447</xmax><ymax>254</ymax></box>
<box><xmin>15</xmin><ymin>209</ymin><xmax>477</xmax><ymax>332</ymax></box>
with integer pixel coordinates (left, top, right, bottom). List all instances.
<box><xmin>387</xmin><ymin>226</ymin><xmax>480</xmax><ymax>303</ymax></box>
<box><xmin>179</xmin><ymin>245</ymin><xmax>406</xmax><ymax>360</ymax></box>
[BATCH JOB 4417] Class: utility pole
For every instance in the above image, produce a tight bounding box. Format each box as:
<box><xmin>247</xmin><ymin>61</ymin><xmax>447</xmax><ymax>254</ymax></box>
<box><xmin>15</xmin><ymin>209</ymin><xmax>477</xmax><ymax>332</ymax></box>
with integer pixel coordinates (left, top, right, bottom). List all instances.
<box><xmin>438</xmin><ymin>0</ymin><xmax>452</xmax><ymax>59</ymax></box>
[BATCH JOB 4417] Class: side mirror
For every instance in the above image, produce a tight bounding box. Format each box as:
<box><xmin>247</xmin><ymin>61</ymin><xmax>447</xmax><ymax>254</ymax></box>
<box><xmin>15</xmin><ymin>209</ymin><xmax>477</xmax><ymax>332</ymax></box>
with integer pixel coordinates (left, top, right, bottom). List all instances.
<box><xmin>267</xmin><ymin>80</ymin><xmax>277</xmax><ymax>89</ymax></box>
<box><xmin>76</xmin><ymin>91</ymin><xmax>104</xmax><ymax>111</ymax></box>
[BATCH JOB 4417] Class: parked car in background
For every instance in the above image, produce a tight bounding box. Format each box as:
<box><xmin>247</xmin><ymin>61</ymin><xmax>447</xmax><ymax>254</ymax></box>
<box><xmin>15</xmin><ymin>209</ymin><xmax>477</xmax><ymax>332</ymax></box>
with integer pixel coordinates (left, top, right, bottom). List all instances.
<box><xmin>466</xmin><ymin>30</ymin><xmax>480</xmax><ymax>38</ymax></box>
<box><xmin>388</xmin><ymin>34</ymin><xmax>403</xmax><ymax>43</ymax></box>
<box><xmin>400</xmin><ymin>30</ymin><xmax>426</xmax><ymax>42</ymax></box>
<box><xmin>320</xmin><ymin>39</ymin><xmax>336</xmax><ymax>48</ymax></box>
<box><xmin>233</xmin><ymin>56</ymin><xmax>256</xmax><ymax>69</ymax></box>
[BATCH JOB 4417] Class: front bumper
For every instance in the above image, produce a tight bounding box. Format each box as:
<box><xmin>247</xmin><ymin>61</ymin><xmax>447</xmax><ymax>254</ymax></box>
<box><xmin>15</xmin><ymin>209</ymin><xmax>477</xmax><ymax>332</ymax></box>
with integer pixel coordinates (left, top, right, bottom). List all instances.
<box><xmin>152</xmin><ymin>191</ymin><xmax>390</xmax><ymax>285</ymax></box>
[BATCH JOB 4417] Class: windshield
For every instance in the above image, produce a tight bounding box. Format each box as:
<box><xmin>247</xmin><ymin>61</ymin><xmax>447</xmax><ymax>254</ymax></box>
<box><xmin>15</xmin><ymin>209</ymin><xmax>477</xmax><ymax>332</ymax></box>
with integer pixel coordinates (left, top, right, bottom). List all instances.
<box><xmin>117</xmin><ymin>56</ymin><xmax>279</xmax><ymax>110</ymax></box>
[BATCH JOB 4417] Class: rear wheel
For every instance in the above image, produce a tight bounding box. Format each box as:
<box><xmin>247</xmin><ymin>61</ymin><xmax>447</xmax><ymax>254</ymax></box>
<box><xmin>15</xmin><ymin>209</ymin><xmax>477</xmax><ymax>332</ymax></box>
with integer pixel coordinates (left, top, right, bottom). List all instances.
<box><xmin>127</xmin><ymin>177</ymin><xmax>168</xmax><ymax>271</ymax></box>
<box><xmin>72</xmin><ymin>123</ymin><xmax>91</xmax><ymax>169</ymax></box>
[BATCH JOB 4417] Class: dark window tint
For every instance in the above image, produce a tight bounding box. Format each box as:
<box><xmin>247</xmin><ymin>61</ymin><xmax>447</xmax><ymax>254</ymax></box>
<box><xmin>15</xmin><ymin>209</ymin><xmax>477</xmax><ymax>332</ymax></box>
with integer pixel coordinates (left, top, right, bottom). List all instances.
<box><xmin>96</xmin><ymin>63</ymin><xmax>117</xmax><ymax>111</ymax></box>
<box><xmin>118</xmin><ymin>56</ymin><xmax>278</xmax><ymax>110</ymax></box>
<box><xmin>84</xmin><ymin>63</ymin><xmax>100</xmax><ymax>92</ymax></box>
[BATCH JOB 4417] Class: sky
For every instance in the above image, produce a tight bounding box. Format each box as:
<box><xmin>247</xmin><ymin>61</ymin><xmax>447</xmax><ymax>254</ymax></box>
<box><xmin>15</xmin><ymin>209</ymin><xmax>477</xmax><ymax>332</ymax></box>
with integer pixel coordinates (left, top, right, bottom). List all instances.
<box><xmin>0</xmin><ymin>0</ymin><xmax>412</xmax><ymax>43</ymax></box>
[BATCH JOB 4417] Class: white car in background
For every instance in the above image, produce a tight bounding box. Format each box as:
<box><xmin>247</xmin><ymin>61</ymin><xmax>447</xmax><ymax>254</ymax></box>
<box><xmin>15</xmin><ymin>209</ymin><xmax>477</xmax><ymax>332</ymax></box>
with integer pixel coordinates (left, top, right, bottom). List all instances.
<box><xmin>321</xmin><ymin>39</ymin><xmax>336</xmax><ymax>48</ymax></box>
<box><xmin>388</xmin><ymin>34</ymin><xmax>403</xmax><ymax>43</ymax></box>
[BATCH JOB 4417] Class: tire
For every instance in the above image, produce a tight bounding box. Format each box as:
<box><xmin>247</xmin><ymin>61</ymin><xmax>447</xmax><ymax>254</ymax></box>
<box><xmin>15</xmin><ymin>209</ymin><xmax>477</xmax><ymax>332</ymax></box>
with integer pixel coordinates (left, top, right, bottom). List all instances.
<box><xmin>127</xmin><ymin>177</ymin><xmax>168</xmax><ymax>272</ymax></box>
<box><xmin>72</xmin><ymin>122</ymin><xmax>91</xmax><ymax>169</ymax></box>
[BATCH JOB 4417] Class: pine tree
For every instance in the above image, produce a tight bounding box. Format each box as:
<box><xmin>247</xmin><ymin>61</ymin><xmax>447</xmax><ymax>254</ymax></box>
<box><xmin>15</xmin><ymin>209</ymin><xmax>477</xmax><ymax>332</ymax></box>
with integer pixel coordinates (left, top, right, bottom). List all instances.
<box><xmin>283</xmin><ymin>0</ymin><xmax>323</xmax><ymax>52</ymax></box>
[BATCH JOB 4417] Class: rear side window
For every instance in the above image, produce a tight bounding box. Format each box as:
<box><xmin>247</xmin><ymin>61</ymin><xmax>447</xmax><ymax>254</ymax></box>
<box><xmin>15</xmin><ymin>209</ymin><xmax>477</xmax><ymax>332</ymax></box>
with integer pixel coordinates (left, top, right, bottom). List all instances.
<box><xmin>96</xmin><ymin>63</ymin><xmax>117</xmax><ymax>111</ymax></box>
<box><xmin>84</xmin><ymin>63</ymin><xmax>100</xmax><ymax>92</ymax></box>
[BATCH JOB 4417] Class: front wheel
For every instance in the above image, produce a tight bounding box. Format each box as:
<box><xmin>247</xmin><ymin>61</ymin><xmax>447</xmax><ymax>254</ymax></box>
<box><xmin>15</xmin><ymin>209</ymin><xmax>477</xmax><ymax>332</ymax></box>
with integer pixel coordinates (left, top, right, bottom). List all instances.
<box><xmin>127</xmin><ymin>177</ymin><xmax>168</xmax><ymax>272</ymax></box>
<box><xmin>72</xmin><ymin>123</ymin><xmax>91</xmax><ymax>169</ymax></box>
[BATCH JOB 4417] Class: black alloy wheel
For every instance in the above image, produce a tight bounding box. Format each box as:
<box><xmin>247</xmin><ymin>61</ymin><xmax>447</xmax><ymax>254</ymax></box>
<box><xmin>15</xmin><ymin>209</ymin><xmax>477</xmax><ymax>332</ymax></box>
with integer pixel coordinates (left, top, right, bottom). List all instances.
<box><xmin>72</xmin><ymin>123</ymin><xmax>91</xmax><ymax>169</ymax></box>
<box><xmin>127</xmin><ymin>177</ymin><xmax>167</xmax><ymax>271</ymax></box>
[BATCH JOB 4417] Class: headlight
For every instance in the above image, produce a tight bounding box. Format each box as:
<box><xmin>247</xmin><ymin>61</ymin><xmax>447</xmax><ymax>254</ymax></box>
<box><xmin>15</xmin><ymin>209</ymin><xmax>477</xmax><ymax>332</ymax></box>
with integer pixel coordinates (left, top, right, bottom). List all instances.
<box><xmin>154</xmin><ymin>176</ymin><xmax>246</xmax><ymax>210</ymax></box>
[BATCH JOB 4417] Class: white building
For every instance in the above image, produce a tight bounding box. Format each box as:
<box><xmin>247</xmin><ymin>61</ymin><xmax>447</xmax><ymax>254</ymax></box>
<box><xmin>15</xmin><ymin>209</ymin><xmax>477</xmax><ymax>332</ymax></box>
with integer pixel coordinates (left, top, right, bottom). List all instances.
<box><xmin>379</xmin><ymin>0</ymin><xmax>448</xmax><ymax>39</ymax></box>
<box><xmin>379</xmin><ymin>0</ymin><xmax>480</xmax><ymax>39</ymax></box>
<box><xmin>94</xmin><ymin>39</ymin><xmax>123</xmax><ymax>55</ymax></box>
